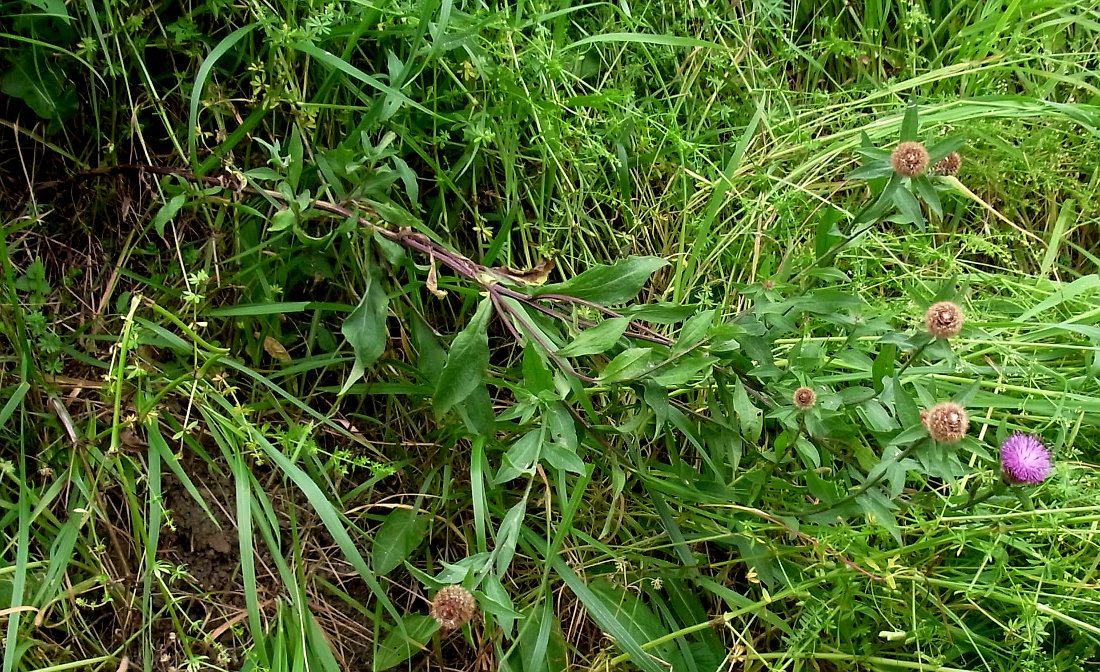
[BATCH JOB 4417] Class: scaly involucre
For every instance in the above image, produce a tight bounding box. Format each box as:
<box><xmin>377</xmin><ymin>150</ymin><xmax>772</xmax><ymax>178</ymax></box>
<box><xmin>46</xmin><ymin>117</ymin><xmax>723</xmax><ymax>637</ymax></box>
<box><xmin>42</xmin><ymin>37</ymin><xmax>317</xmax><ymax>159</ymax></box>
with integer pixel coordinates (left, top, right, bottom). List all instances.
<box><xmin>430</xmin><ymin>585</ymin><xmax>477</xmax><ymax>630</ymax></box>
<box><xmin>923</xmin><ymin>402</ymin><xmax>969</xmax><ymax>443</ymax></box>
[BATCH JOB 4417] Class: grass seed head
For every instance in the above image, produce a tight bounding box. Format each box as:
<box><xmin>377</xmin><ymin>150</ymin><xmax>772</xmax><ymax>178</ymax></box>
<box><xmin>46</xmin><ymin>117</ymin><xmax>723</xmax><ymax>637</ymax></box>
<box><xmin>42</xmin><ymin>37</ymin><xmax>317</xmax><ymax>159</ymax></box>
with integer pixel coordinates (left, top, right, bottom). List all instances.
<box><xmin>891</xmin><ymin>141</ymin><xmax>930</xmax><ymax>177</ymax></box>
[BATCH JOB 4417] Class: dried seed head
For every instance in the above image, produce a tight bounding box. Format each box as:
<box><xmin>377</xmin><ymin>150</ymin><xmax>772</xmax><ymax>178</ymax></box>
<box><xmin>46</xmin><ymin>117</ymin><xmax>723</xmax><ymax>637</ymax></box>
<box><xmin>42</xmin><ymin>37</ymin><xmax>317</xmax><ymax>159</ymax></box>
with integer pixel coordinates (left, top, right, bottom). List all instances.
<box><xmin>430</xmin><ymin>586</ymin><xmax>477</xmax><ymax>630</ymax></box>
<box><xmin>934</xmin><ymin>151</ymin><xmax>962</xmax><ymax>176</ymax></box>
<box><xmin>708</xmin><ymin>615</ymin><xmax>728</xmax><ymax>633</ymax></box>
<box><xmin>922</xmin><ymin>402</ymin><xmax>969</xmax><ymax>443</ymax></box>
<box><xmin>891</xmin><ymin>141</ymin><xmax>930</xmax><ymax>178</ymax></box>
<box><xmin>793</xmin><ymin>387</ymin><xmax>817</xmax><ymax>410</ymax></box>
<box><xmin>924</xmin><ymin>301</ymin><xmax>965</xmax><ymax>339</ymax></box>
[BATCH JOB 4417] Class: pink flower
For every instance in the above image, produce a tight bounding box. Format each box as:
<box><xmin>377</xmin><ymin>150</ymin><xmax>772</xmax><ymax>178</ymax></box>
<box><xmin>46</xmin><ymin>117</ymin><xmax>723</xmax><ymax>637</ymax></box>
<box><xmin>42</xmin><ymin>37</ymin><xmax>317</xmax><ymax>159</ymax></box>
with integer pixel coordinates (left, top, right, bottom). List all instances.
<box><xmin>1000</xmin><ymin>432</ymin><xmax>1053</xmax><ymax>484</ymax></box>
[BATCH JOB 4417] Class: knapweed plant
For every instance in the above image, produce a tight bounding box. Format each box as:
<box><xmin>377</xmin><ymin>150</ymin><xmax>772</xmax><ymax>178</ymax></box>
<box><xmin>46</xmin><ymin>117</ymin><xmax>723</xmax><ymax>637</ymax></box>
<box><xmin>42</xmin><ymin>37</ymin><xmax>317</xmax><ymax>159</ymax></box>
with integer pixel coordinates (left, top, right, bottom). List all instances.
<box><xmin>127</xmin><ymin>104</ymin><xmax>1077</xmax><ymax>671</ymax></box>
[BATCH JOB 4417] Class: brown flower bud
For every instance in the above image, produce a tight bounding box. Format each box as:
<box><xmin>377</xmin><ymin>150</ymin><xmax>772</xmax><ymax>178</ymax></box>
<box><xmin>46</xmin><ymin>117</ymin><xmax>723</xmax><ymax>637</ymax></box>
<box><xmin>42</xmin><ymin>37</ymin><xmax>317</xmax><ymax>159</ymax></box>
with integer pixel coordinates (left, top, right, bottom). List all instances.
<box><xmin>793</xmin><ymin>387</ymin><xmax>817</xmax><ymax>410</ymax></box>
<box><xmin>934</xmin><ymin>152</ymin><xmax>962</xmax><ymax>176</ymax></box>
<box><xmin>923</xmin><ymin>402</ymin><xmax>968</xmax><ymax>443</ymax></box>
<box><xmin>924</xmin><ymin>301</ymin><xmax>964</xmax><ymax>339</ymax></box>
<box><xmin>430</xmin><ymin>586</ymin><xmax>477</xmax><ymax>630</ymax></box>
<box><xmin>891</xmin><ymin>141</ymin><xmax>930</xmax><ymax>178</ymax></box>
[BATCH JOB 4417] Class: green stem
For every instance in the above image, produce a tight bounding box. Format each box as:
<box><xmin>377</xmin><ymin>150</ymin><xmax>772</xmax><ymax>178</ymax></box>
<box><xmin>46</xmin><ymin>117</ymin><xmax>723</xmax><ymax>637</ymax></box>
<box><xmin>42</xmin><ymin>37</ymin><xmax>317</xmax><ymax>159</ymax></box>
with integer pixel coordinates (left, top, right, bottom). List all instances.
<box><xmin>144</xmin><ymin>299</ymin><xmax>230</xmax><ymax>354</ymax></box>
<box><xmin>110</xmin><ymin>295</ymin><xmax>142</xmax><ymax>454</ymax></box>
<box><xmin>138</xmin><ymin>353</ymin><xmax>223</xmax><ymax>417</ymax></box>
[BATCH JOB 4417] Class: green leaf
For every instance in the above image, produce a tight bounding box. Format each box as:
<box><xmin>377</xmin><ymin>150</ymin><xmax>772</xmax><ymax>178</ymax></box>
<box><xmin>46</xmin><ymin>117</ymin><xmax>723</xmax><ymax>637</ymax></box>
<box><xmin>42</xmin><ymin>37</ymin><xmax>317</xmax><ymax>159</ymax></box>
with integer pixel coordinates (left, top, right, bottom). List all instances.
<box><xmin>434</xmin><ymin>298</ymin><xmax>493</xmax><ymax>415</ymax></box>
<box><xmin>152</xmin><ymin>193</ymin><xmax>187</xmax><ymax>238</ymax></box>
<box><xmin>510</xmin><ymin>601</ymin><xmax>568</xmax><ymax>672</ymax></box>
<box><xmin>731</xmin><ymin>382</ymin><xmax>762</xmax><ymax>442</ymax></box>
<box><xmin>600</xmin><ymin>347</ymin><xmax>657</xmax><ymax>383</ymax></box>
<box><xmin>372</xmin><ymin>615</ymin><xmax>439</xmax><ymax>672</ymax></box>
<box><xmin>541</xmin><ymin>440</ymin><xmax>586</xmax><ymax>475</ymax></box>
<box><xmin>911</xmin><ymin>176</ymin><xmax>942</xmax><ymax>219</ymax></box>
<box><xmin>893</xmin><ymin>187</ymin><xmax>925</xmax><ymax>226</ymax></box>
<box><xmin>522</xmin><ymin>343</ymin><xmax>557</xmax><ymax>400</ymax></box>
<box><xmin>846</xmin><ymin>162</ymin><xmax>894</xmax><ymax>181</ymax></box>
<box><xmin>564</xmin><ymin>31</ymin><xmax>727</xmax><ymax>51</ymax></box>
<box><xmin>340</xmin><ymin>269</ymin><xmax>390</xmax><ymax>391</ymax></box>
<box><xmin>545</xmin><ymin>403</ymin><xmax>578</xmax><ymax>453</ymax></box>
<box><xmin>480</xmin><ymin>574</ymin><xmax>521</xmax><ymax>637</ymax></box>
<box><xmin>307</xmin><ymin>608</ymin><xmax>345</xmax><ymax>672</ymax></box>
<box><xmin>1</xmin><ymin>50</ymin><xmax>77</xmax><ymax>122</ymax></box>
<box><xmin>556</xmin><ymin>317</ymin><xmax>630</xmax><ymax>357</ymax></box>
<box><xmin>860</xmin><ymin>399</ymin><xmax>899</xmax><ymax>432</ymax></box>
<box><xmin>270</xmin><ymin>208</ymin><xmax>296</xmax><ymax>232</ymax></box>
<box><xmin>287</xmin><ymin>124</ymin><xmax>304</xmax><ymax>191</ymax></box>
<box><xmin>871</xmin><ymin>344</ymin><xmax>897</xmax><ymax>391</ymax></box>
<box><xmin>794</xmin><ymin>438</ymin><xmax>821</xmax><ymax>469</ymax></box>
<box><xmin>535</xmin><ymin>257</ymin><xmax>668</xmax><ymax>305</ymax></box>
<box><xmin>815</xmin><ymin>207</ymin><xmax>844</xmax><ymax>259</ymax></box>
<box><xmin>891</xmin><ymin>375</ymin><xmax>921</xmax><ymax>427</ymax></box>
<box><xmin>588</xmin><ymin>579</ymin><xmax>683</xmax><ymax>670</ymax></box>
<box><xmin>373</xmin><ymin>509</ymin><xmax>428</xmax><ymax>575</ymax></box>
<box><xmin>900</xmin><ymin>101</ymin><xmax>919</xmax><ymax>141</ymax></box>
<box><xmin>495</xmin><ymin>429</ymin><xmax>543</xmax><ymax>484</ymax></box>
<box><xmin>244</xmin><ymin>167</ymin><xmax>283</xmax><ymax>181</ymax></box>
<box><xmin>494</xmin><ymin>499</ymin><xmax>526</xmax><ymax>576</ymax></box>
<box><xmin>649</xmin><ymin>354</ymin><xmax>714</xmax><ymax>387</ymax></box>
<box><xmin>927</xmin><ymin>136</ymin><xmax>966</xmax><ymax>164</ymax></box>
<box><xmin>620</xmin><ymin>302</ymin><xmax>698</xmax><ymax>323</ymax></box>
<box><xmin>392</xmin><ymin>156</ymin><xmax>419</xmax><ymax>203</ymax></box>
<box><xmin>838</xmin><ymin>386</ymin><xmax>876</xmax><ymax>405</ymax></box>
<box><xmin>412</xmin><ymin>315</ymin><xmax>445</xmax><ymax>385</ymax></box>
<box><xmin>29</xmin><ymin>0</ymin><xmax>70</xmax><ymax>20</ymax></box>
<box><xmin>1041</xmin><ymin>199</ymin><xmax>1075</xmax><ymax>276</ymax></box>
<box><xmin>674</xmin><ymin>309</ymin><xmax>715</xmax><ymax>354</ymax></box>
<box><xmin>854</xmin><ymin>173</ymin><xmax>902</xmax><ymax>226</ymax></box>
<box><xmin>456</xmin><ymin>384</ymin><xmax>495</xmax><ymax>436</ymax></box>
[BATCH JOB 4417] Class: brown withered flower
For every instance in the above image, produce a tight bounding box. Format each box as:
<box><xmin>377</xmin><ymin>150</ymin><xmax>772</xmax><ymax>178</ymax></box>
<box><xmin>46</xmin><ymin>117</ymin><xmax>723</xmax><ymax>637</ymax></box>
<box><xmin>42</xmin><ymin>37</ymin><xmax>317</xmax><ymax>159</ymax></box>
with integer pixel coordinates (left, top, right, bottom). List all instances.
<box><xmin>934</xmin><ymin>151</ymin><xmax>962</xmax><ymax>176</ymax></box>
<box><xmin>430</xmin><ymin>586</ymin><xmax>477</xmax><ymax>630</ymax></box>
<box><xmin>922</xmin><ymin>402</ymin><xmax>969</xmax><ymax>443</ymax></box>
<box><xmin>891</xmin><ymin>141</ymin><xmax>930</xmax><ymax>177</ymax></box>
<box><xmin>793</xmin><ymin>387</ymin><xmax>817</xmax><ymax>410</ymax></box>
<box><xmin>924</xmin><ymin>301</ymin><xmax>965</xmax><ymax>339</ymax></box>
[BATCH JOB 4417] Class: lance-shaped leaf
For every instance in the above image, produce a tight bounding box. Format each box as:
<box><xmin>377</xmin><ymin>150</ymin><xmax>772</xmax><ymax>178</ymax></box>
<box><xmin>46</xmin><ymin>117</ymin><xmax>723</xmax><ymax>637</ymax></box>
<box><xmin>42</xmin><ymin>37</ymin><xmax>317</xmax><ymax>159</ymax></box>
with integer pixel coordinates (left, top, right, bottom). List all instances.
<box><xmin>556</xmin><ymin>317</ymin><xmax>630</xmax><ymax>357</ymax></box>
<box><xmin>340</xmin><ymin>268</ymin><xmax>390</xmax><ymax>391</ymax></box>
<box><xmin>534</xmin><ymin>256</ymin><xmax>668</xmax><ymax>305</ymax></box>
<box><xmin>434</xmin><ymin>298</ymin><xmax>492</xmax><ymax>416</ymax></box>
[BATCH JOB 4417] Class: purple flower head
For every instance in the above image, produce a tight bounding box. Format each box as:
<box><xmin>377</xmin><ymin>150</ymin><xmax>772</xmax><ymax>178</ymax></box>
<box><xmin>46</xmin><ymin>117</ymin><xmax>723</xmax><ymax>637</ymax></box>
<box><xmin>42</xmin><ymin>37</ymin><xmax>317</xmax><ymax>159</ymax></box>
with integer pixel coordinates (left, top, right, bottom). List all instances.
<box><xmin>1000</xmin><ymin>432</ymin><xmax>1053</xmax><ymax>484</ymax></box>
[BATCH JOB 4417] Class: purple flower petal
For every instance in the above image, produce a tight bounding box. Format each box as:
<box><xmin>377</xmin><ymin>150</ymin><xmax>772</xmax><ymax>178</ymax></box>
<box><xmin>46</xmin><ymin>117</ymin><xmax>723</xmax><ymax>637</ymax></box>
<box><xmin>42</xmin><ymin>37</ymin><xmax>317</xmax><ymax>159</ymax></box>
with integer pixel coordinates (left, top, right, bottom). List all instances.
<box><xmin>1000</xmin><ymin>432</ymin><xmax>1053</xmax><ymax>485</ymax></box>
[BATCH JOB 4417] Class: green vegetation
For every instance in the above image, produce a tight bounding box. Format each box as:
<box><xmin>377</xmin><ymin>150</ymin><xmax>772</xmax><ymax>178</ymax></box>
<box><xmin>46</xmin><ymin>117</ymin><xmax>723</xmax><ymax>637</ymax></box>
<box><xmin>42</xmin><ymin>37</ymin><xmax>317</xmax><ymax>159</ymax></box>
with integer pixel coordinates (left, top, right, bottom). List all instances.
<box><xmin>2</xmin><ymin>1</ymin><xmax>1100</xmax><ymax>670</ymax></box>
